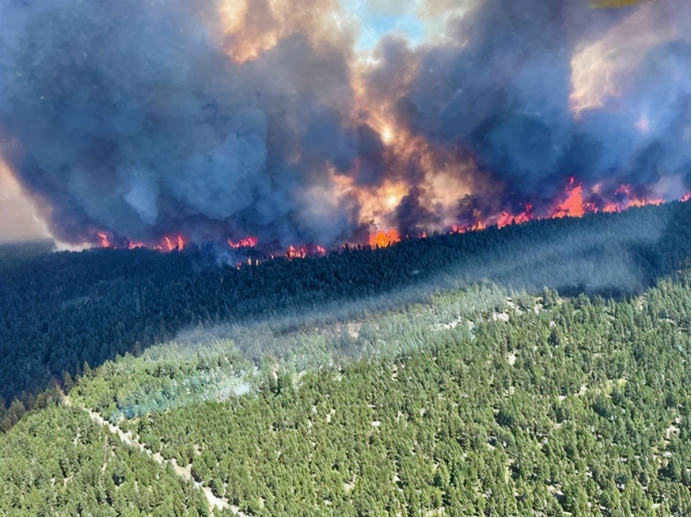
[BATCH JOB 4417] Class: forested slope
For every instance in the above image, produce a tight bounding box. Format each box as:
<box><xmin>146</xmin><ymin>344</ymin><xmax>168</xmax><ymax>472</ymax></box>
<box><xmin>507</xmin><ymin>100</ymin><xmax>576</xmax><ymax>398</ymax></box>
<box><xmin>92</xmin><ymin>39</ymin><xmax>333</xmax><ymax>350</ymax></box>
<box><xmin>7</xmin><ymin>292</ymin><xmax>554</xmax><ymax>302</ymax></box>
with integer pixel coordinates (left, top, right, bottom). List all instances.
<box><xmin>0</xmin><ymin>397</ymin><xmax>209</xmax><ymax>516</ymax></box>
<box><xmin>0</xmin><ymin>201</ymin><xmax>689</xmax><ymax>410</ymax></box>
<box><xmin>0</xmin><ymin>274</ymin><xmax>689</xmax><ymax>516</ymax></box>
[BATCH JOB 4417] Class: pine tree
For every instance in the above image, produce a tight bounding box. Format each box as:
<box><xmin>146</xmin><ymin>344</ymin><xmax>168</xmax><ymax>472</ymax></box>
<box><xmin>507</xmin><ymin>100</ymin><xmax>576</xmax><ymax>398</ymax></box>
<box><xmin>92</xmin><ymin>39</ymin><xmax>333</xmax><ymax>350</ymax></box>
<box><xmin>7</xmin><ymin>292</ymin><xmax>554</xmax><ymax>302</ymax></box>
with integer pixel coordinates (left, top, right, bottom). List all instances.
<box><xmin>62</xmin><ymin>371</ymin><xmax>74</xmax><ymax>394</ymax></box>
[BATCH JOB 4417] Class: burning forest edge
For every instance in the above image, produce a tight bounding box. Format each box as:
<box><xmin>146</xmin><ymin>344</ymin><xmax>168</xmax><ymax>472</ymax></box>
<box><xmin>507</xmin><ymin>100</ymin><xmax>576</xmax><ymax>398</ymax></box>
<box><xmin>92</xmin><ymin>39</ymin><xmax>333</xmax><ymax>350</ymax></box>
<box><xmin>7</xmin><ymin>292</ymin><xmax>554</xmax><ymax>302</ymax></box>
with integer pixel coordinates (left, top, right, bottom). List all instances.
<box><xmin>0</xmin><ymin>199</ymin><xmax>689</xmax><ymax>409</ymax></box>
<box><xmin>89</xmin><ymin>183</ymin><xmax>688</xmax><ymax>267</ymax></box>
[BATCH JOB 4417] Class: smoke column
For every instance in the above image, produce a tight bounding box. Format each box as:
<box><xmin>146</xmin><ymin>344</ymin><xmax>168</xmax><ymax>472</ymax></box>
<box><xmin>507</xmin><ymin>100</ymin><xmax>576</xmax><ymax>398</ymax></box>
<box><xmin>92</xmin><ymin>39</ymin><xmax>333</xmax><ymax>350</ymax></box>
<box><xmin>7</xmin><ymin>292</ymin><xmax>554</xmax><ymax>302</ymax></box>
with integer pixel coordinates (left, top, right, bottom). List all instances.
<box><xmin>0</xmin><ymin>0</ymin><xmax>688</xmax><ymax>248</ymax></box>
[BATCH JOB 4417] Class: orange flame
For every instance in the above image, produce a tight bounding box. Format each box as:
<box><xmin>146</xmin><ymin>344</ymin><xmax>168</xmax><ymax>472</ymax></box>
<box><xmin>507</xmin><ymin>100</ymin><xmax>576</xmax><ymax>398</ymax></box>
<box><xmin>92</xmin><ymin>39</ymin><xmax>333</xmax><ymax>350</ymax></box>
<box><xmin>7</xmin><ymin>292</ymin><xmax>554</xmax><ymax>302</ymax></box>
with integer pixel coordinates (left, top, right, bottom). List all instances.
<box><xmin>614</xmin><ymin>184</ymin><xmax>664</xmax><ymax>209</ymax></box>
<box><xmin>470</xmin><ymin>221</ymin><xmax>486</xmax><ymax>232</ymax></box>
<box><xmin>368</xmin><ymin>229</ymin><xmax>400</xmax><ymax>248</ymax></box>
<box><xmin>514</xmin><ymin>205</ymin><xmax>533</xmax><ymax>225</ymax></box>
<box><xmin>496</xmin><ymin>212</ymin><xmax>514</xmax><ymax>229</ymax></box>
<box><xmin>496</xmin><ymin>207</ymin><xmax>534</xmax><ymax>229</ymax></box>
<box><xmin>551</xmin><ymin>179</ymin><xmax>586</xmax><ymax>218</ymax></box>
<box><xmin>602</xmin><ymin>202</ymin><xmax>620</xmax><ymax>213</ymax></box>
<box><xmin>97</xmin><ymin>232</ymin><xmax>110</xmax><ymax>248</ymax></box>
<box><xmin>162</xmin><ymin>235</ymin><xmax>185</xmax><ymax>251</ymax></box>
<box><xmin>228</xmin><ymin>236</ymin><xmax>258</xmax><ymax>248</ymax></box>
<box><xmin>286</xmin><ymin>245</ymin><xmax>307</xmax><ymax>259</ymax></box>
<box><xmin>450</xmin><ymin>220</ymin><xmax>488</xmax><ymax>234</ymax></box>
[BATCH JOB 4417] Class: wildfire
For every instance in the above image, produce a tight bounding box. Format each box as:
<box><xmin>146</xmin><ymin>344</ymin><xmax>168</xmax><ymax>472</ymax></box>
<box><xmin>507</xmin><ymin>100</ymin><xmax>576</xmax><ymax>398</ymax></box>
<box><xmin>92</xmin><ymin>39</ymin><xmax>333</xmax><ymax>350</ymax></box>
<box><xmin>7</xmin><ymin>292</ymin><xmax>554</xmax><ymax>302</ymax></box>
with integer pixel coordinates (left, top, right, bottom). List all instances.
<box><xmin>90</xmin><ymin>180</ymin><xmax>688</xmax><ymax>258</ymax></box>
<box><xmin>97</xmin><ymin>232</ymin><xmax>110</xmax><ymax>248</ymax></box>
<box><xmin>368</xmin><ymin>229</ymin><xmax>400</xmax><ymax>248</ymax></box>
<box><xmin>213</xmin><ymin>0</ymin><xmax>668</xmax><ymax>250</ymax></box>
<box><xmin>286</xmin><ymin>245</ymin><xmax>307</xmax><ymax>259</ymax></box>
<box><xmin>497</xmin><ymin>205</ymin><xmax>534</xmax><ymax>229</ymax></box>
<box><xmin>3</xmin><ymin>0</ymin><xmax>687</xmax><ymax>271</ymax></box>
<box><xmin>228</xmin><ymin>236</ymin><xmax>258</xmax><ymax>249</ymax></box>
<box><xmin>440</xmin><ymin>179</ymin><xmax>684</xmax><ymax>237</ymax></box>
<box><xmin>450</xmin><ymin>220</ymin><xmax>487</xmax><ymax>234</ymax></box>
<box><xmin>614</xmin><ymin>184</ymin><xmax>664</xmax><ymax>209</ymax></box>
<box><xmin>163</xmin><ymin>235</ymin><xmax>185</xmax><ymax>251</ymax></box>
<box><xmin>552</xmin><ymin>179</ymin><xmax>586</xmax><ymax>218</ymax></box>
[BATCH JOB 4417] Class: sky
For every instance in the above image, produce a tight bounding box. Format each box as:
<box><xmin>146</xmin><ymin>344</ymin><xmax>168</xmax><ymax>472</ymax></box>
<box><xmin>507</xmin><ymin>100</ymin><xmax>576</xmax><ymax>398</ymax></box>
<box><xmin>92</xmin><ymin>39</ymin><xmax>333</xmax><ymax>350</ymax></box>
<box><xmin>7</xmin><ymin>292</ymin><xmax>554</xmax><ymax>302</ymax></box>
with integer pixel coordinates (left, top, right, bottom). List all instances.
<box><xmin>344</xmin><ymin>0</ymin><xmax>427</xmax><ymax>49</ymax></box>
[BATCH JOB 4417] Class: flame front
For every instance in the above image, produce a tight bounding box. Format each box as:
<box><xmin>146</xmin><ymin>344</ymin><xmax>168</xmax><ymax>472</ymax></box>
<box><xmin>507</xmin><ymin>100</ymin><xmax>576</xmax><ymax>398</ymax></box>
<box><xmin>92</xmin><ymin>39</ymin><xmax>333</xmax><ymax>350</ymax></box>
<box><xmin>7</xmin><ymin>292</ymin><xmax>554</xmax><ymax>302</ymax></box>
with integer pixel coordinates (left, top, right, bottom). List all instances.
<box><xmin>368</xmin><ymin>229</ymin><xmax>400</xmax><ymax>248</ymax></box>
<box><xmin>228</xmin><ymin>237</ymin><xmax>258</xmax><ymax>249</ymax></box>
<box><xmin>94</xmin><ymin>182</ymin><xmax>686</xmax><ymax>256</ymax></box>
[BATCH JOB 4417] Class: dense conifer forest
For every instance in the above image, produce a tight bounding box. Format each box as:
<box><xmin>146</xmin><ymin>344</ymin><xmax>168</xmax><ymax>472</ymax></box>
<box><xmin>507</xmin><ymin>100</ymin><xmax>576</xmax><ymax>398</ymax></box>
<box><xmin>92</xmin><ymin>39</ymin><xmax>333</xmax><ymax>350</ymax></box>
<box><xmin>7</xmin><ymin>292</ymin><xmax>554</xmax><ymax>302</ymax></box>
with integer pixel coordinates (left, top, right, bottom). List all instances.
<box><xmin>0</xmin><ymin>202</ymin><xmax>689</xmax><ymax>516</ymax></box>
<box><xmin>0</xmin><ymin>202</ymin><xmax>689</xmax><ymax>411</ymax></box>
<box><xmin>0</xmin><ymin>272</ymin><xmax>689</xmax><ymax>516</ymax></box>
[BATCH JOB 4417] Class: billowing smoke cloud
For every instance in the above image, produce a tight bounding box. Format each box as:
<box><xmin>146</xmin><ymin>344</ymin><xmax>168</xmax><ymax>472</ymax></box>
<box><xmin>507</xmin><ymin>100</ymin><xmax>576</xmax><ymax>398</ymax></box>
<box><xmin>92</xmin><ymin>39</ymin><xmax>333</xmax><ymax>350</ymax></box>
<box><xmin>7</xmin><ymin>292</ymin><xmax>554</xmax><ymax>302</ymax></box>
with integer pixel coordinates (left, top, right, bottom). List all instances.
<box><xmin>0</xmin><ymin>0</ymin><xmax>688</xmax><ymax>248</ymax></box>
<box><xmin>0</xmin><ymin>0</ymin><xmax>368</xmax><ymax>247</ymax></box>
<box><xmin>378</xmin><ymin>0</ymin><xmax>690</xmax><ymax>211</ymax></box>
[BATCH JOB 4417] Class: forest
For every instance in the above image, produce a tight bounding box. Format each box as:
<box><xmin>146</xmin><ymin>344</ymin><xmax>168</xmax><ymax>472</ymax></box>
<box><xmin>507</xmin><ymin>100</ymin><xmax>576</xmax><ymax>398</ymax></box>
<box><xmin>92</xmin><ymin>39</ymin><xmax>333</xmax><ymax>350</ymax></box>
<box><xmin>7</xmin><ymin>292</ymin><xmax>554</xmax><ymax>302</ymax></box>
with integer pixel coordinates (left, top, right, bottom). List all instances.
<box><xmin>0</xmin><ymin>269</ymin><xmax>688</xmax><ymax>516</ymax></box>
<box><xmin>0</xmin><ymin>201</ymin><xmax>689</xmax><ymax>414</ymax></box>
<box><xmin>0</xmin><ymin>203</ymin><xmax>689</xmax><ymax>516</ymax></box>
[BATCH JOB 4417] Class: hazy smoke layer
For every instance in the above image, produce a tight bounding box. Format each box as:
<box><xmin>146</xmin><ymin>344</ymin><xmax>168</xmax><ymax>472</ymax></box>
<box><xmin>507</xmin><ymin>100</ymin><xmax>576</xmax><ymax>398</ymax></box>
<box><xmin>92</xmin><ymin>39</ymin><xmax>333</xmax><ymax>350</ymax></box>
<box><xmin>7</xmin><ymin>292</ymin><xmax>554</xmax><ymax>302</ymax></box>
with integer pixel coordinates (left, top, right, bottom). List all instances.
<box><xmin>0</xmin><ymin>0</ymin><xmax>688</xmax><ymax>247</ymax></box>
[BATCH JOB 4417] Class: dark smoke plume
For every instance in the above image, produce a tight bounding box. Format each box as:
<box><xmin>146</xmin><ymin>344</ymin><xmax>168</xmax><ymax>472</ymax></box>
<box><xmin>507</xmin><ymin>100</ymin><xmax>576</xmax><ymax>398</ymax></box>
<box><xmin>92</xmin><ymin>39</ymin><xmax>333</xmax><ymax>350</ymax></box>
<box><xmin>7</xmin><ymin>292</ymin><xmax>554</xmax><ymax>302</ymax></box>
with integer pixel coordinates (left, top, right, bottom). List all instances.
<box><xmin>0</xmin><ymin>0</ymin><xmax>689</xmax><ymax>248</ymax></box>
<box><xmin>381</xmin><ymin>0</ymin><xmax>690</xmax><ymax>208</ymax></box>
<box><xmin>0</xmin><ymin>0</ymin><xmax>369</xmax><ymax>247</ymax></box>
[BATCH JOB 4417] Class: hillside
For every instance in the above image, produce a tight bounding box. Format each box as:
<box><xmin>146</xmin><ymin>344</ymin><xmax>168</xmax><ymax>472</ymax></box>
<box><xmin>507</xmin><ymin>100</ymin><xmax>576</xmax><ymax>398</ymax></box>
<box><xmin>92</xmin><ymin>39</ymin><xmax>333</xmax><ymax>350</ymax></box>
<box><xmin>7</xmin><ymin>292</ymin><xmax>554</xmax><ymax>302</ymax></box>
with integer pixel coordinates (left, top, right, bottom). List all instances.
<box><xmin>0</xmin><ymin>202</ymin><xmax>689</xmax><ymax>516</ymax></box>
<box><xmin>0</xmin><ymin>272</ymin><xmax>689</xmax><ymax>516</ymax></box>
<box><xmin>1</xmin><ymin>1</ymin><xmax>688</xmax><ymax>515</ymax></box>
<box><xmin>0</xmin><ymin>201</ymin><xmax>689</xmax><ymax>411</ymax></box>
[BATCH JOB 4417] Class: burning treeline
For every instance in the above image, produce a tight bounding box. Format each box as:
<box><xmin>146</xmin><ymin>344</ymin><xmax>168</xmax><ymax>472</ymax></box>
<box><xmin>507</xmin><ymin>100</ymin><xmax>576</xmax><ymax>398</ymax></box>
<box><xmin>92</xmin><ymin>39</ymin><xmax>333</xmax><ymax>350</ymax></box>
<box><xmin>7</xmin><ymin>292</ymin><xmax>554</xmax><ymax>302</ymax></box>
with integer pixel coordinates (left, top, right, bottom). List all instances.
<box><xmin>93</xmin><ymin>178</ymin><xmax>679</xmax><ymax>262</ymax></box>
<box><xmin>0</xmin><ymin>0</ymin><xmax>688</xmax><ymax>254</ymax></box>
